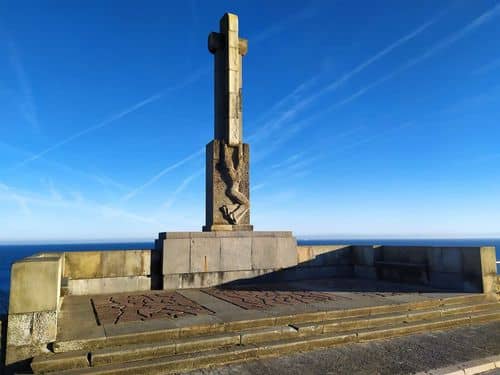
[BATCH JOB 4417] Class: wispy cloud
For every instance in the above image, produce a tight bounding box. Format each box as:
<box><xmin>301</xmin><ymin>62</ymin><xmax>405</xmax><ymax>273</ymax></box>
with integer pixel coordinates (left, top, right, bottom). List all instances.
<box><xmin>163</xmin><ymin>168</ymin><xmax>203</xmax><ymax>209</ymax></box>
<box><xmin>7</xmin><ymin>39</ymin><xmax>39</xmax><ymax>131</ymax></box>
<box><xmin>0</xmin><ymin>182</ymin><xmax>31</xmax><ymax>215</ymax></box>
<box><xmin>473</xmin><ymin>56</ymin><xmax>500</xmax><ymax>75</ymax></box>
<box><xmin>0</xmin><ymin>140</ymin><xmax>129</xmax><ymax>192</ymax></box>
<box><xmin>251</xmin><ymin>7</ymin><xmax>317</xmax><ymax>44</ymax></box>
<box><xmin>12</xmin><ymin>67</ymin><xmax>207</xmax><ymax>170</ymax></box>
<box><xmin>0</xmin><ymin>182</ymin><xmax>158</xmax><ymax>225</ymax></box>
<box><xmin>281</xmin><ymin>2</ymin><xmax>500</xmax><ymax>136</ymax></box>
<box><xmin>12</xmin><ymin>92</ymin><xmax>163</xmax><ymax>169</ymax></box>
<box><xmin>122</xmin><ymin>147</ymin><xmax>204</xmax><ymax>201</ymax></box>
<box><xmin>248</xmin><ymin>5</ymin><xmax>448</xmax><ymax>144</ymax></box>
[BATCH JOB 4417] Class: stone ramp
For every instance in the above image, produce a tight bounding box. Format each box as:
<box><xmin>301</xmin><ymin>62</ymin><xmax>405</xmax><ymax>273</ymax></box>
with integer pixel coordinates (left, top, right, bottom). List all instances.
<box><xmin>30</xmin><ymin>289</ymin><xmax>500</xmax><ymax>374</ymax></box>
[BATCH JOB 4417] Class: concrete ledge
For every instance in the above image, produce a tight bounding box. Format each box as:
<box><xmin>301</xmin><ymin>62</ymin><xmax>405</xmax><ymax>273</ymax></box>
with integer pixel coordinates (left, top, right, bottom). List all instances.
<box><xmin>67</xmin><ymin>276</ymin><xmax>151</xmax><ymax>295</ymax></box>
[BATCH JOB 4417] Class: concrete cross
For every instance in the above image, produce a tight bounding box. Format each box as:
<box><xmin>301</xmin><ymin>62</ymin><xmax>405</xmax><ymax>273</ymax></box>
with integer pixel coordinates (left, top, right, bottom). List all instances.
<box><xmin>208</xmin><ymin>13</ymin><xmax>248</xmax><ymax>146</ymax></box>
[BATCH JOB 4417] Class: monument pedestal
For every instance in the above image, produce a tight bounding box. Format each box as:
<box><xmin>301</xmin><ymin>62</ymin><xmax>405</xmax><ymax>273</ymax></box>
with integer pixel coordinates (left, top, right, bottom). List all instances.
<box><xmin>158</xmin><ymin>231</ymin><xmax>297</xmax><ymax>289</ymax></box>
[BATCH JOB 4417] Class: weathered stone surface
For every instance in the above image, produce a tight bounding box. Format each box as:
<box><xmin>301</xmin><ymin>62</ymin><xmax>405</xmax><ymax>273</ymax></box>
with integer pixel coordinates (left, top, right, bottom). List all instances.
<box><xmin>31</xmin><ymin>350</ymin><xmax>89</xmax><ymax>373</ymax></box>
<box><xmin>191</xmin><ymin>237</ymin><xmax>221</xmax><ymax>273</ymax></box>
<box><xmin>9</xmin><ymin>256</ymin><xmax>62</xmax><ymax>314</ymax></box>
<box><xmin>479</xmin><ymin>246</ymin><xmax>497</xmax><ymax>294</ymax></box>
<box><xmin>163</xmin><ymin>238</ymin><xmax>191</xmax><ymax>274</ymax></box>
<box><xmin>251</xmin><ymin>236</ymin><xmax>278</xmax><ymax>269</ymax></box>
<box><xmin>276</xmin><ymin>236</ymin><xmax>298</xmax><ymax>268</ymax></box>
<box><xmin>220</xmin><ymin>237</ymin><xmax>252</xmax><ymax>271</ymax></box>
<box><xmin>64</xmin><ymin>250</ymin><xmax>151</xmax><ymax>279</ymax></box>
<box><xmin>205</xmin><ymin>140</ymin><xmax>251</xmax><ymax>231</ymax></box>
<box><xmin>67</xmin><ymin>276</ymin><xmax>151</xmax><ymax>295</ymax></box>
<box><xmin>6</xmin><ymin>311</ymin><xmax>57</xmax><ymax>365</ymax></box>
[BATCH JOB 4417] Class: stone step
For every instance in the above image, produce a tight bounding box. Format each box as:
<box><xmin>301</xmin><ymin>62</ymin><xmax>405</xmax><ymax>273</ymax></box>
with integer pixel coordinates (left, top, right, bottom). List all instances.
<box><xmin>44</xmin><ymin>308</ymin><xmax>500</xmax><ymax>375</ymax></box>
<box><xmin>52</xmin><ymin>293</ymin><xmax>492</xmax><ymax>354</ymax></box>
<box><xmin>31</xmin><ymin>298</ymin><xmax>499</xmax><ymax>374</ymax></box>
<box><xmin>292</xmin><ymin>301</ymin><xmax>500</xmax><ymax>335</ymax></box>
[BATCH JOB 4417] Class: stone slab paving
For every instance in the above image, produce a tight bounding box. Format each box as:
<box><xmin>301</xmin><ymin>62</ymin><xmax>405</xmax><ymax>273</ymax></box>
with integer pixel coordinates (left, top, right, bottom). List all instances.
<box><xmin>56</xmin><ymin>278</ymin><xmax>474</xmax><ymax>343</ymax></box>
<box><xmin>91</xmin><ymin>291</ymin><xmax>214</xmax><ymax>324</ymax></box>
<box><xmin>201</xmin><ymin>289</ymin><xmax>349</xmax><ymax>310</ymax></box>
<box><xmin>186</xmin><ymin>321</ymin><xmax>500</xmax><ymax>375</ymax></box>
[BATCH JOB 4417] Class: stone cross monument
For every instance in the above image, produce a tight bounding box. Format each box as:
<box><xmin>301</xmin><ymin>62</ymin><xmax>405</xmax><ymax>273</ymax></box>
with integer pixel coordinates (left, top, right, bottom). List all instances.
<box><xmin>204</xmin><ymin>13</ymin><xmax>252</xmax><ymax>231</ymax></box>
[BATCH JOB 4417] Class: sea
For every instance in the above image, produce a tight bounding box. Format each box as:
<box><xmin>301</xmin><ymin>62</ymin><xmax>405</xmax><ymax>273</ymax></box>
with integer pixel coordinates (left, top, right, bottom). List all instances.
<box><xmin>0</xmin><ymin>239</ymin><xmax>498</xmax><ymax>314</ymax></box>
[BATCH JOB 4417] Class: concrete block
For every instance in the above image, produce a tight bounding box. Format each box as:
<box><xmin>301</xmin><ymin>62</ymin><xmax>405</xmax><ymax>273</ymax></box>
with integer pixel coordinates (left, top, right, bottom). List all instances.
<box><xmin>6</xmin><ymin>313</ymin><xmax>33</xmax><ymax>346</ymax></box>
<box><xmin>220</xmin><ymin>237</ymin><xmax>252</xmax><ymax>271</ymax></box>
<box><xmin>312</xmin><ymin>245</ymin><xmax>351</xmax><ymax>266</ymax></box>
<box><xmin>276</xmin><ymin>236</ymin><xmax>298</xmax><ymax>268</ymax></box>
<box><xmin>352</xmin><ymin>246</ymin><xmax>375</xmax><ymax>266</ymax></box>
<box><xmin>64</xmin><ymin>252</ymin><xmax>101</xmax><ymax>278</ymax></box>
<box><xmin>429</xmin><ymin>271</ymin><xmax>464</xmax><ymax>291</ymax></box>
<box><xmin>163</xmin><ymin>238</ymin><xmax>190</xmax><ymax>274</ymax></box>
<box><xmin>354</xmin><ymin>265</ymin><xmax>377</xmax><ymax>279</ymax></box>
<box><xmin>163</xmin><ymin>275</ymin><xmax>182</xmax><ymax>290</ymax></box>
<box><xmin>190</xmin><ymin>237</ymin><xmax>221</xmax><ymax>273</ymax></box>
<box><xmin>6</xmin><ymin>311</ymin><xmax>57</xmax><ymax>364</ymax></box>
<box><xmin>9</xmin><ymin>256</ymin><xmax>62</xmax><ymax>314</ymax></box>
<box><xmin>180</xmin><ymin>271</ymin><xmax>221</xmax><ymax>289</ymax></box>
<box><xmin>252</xmin><ymin>236</ymin><xmax>278</xmax><ymax>269</ymax></box>
<box><xmin>67</xmin><ymin>276</ymin><xmax>151</xmax><ymax>295</ymax></box>
<box><xmin>101</xmin><ymin>251</ymin><xmax>126</xmax><ymax>278</ymax></box>
<box><xmin>439</xmin><ymin>248</ymin><xmax>463</xmax><ymax>273</ymax></box>
<box><xmin>297</xmin><ymin>246</ymin><xmax>314</xmax><ymax>264</ymax></box>
<box><xmin>125</xmin><ymin>250</ymin><xmax>151</xmax><ymax>276</ymax></box>
<box><xmin>480</xmin><ymin>246</ymin><xmax>497</xmax><ymax>294</ymax></box>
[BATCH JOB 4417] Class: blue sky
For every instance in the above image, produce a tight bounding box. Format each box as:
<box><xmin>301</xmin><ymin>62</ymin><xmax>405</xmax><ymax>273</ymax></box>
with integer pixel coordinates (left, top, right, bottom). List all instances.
<box><xmin>1</xmin><ymin>1</ymin><xmax>500</xmax><ymax>242</ymax></box>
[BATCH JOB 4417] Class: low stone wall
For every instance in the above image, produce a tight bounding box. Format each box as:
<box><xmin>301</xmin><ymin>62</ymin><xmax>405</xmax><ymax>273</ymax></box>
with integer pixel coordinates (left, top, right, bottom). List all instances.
<box><xmin>350</xmin><ymin>245</ymin><xmax>497</xmax><ymax>293</ymax></box>
<box><xmin>63</xmin><ymin>250</ymin><xmax>152</xmax><ymax>295</ymax></box>
<box><xmin>295</xmin><ymin>245</ymin><xmax>353</xmax><ymax>279</ymax></box>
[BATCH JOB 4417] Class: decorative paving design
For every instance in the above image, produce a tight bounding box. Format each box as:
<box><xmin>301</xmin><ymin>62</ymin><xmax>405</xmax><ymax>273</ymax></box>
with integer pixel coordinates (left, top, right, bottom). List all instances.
<box><xmin>91</xmin><ymin>292</ymin><xmax>214</xmax><ymax>325</ymax></box>
<box><xmin>202</xmin><ymin>288</ymin><xmax>349</xmax><ymax>310</ymax></box>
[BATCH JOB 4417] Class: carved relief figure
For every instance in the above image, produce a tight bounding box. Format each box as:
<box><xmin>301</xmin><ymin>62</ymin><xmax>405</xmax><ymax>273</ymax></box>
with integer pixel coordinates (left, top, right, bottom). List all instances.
<box><xmin>219</xmin><ymin>143</ymin><xmax>249</xmax><ymax>224</ymax></box>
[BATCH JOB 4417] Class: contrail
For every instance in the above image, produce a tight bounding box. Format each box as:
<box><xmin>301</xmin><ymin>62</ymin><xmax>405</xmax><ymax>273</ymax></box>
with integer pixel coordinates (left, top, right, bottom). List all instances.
<box><xmin>12</xmin><ymin>67</ymin><xmax>207</xmax><ymax>170</ymax></box>
<box><xmin>248</xmin><ymin>5</ymin><xmax>449</xmax><ymax>143</ymax></box>
<box><xmin>13</xmin><ymin>92</ymin><xmax>164</xmax><ymax>169</ymax></box>
<box><xmin>163</xmin><ymin>168</ymin><xmax>204</xmax><ymax>209</ymax></box>
<box><xmin>285</xmin><ymin>2</ymin><xmax>500</xmax><ymax>136</ymax></box>
<box><xmin>122</xmin><ymin>148</ymin><xmax>204</xmax><ymax>201</ymax></box>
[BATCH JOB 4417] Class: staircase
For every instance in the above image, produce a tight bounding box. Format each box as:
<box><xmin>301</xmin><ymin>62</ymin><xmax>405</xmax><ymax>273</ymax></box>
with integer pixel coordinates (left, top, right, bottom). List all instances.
<box><xmin>31</xmin><ymin>294</ymin><xmax>500</xmax><ymax>374</ymax></box>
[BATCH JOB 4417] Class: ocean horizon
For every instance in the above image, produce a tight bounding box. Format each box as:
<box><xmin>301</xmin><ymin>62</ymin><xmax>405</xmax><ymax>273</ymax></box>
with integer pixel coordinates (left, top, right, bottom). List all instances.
<box><xmin>0</xmin><ymin>238</ymin><xmax>498</xmax><ymax>314</ymax></box>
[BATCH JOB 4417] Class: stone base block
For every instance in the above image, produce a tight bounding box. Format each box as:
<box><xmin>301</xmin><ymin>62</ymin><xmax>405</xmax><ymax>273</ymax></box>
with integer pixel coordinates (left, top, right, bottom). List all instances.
<box><xmin>159</xmin><ymin>231</ymin><xmax>297</xmax><ymax>289</ymax></box>
<box><xmin>6</xmin><ymin>311</ymin><xmax>57</xmax><ymax>365</ymax></box>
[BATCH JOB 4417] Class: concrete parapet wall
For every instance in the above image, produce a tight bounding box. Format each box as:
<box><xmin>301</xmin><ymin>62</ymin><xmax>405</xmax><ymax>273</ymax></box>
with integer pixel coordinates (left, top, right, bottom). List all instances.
<box><xmin>302</xmin><ymin>244</ymin><xmax>497</xmax><ymax>294</ymax></box>
<box><xmin>64</xmin><ymin>250</ymin><xmax>151</xmax><ymax>279</ymax></box>
<box><xmin>63</xmin><ymin>250</ymin><xmax>152</xmax><ymax>295</ymax></box>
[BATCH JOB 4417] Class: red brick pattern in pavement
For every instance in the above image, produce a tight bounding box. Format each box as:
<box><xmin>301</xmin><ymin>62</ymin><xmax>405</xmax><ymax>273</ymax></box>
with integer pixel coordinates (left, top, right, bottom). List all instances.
<box><xmin>202</xmin><ymin>289</ymin><xmax>349</xmax><ymax>310</ymax></box>
<box><xmin>91</xmin><ymin>291</ymin><xmax>214</xmax><ymax>324</ymax></box>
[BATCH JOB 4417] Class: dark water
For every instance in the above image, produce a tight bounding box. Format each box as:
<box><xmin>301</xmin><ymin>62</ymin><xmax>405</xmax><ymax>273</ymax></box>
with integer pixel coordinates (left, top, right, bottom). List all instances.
<box><xmin>0</xmin><ymin>239</ymin><xmax>498</xmax><ymax>314</ymax></box>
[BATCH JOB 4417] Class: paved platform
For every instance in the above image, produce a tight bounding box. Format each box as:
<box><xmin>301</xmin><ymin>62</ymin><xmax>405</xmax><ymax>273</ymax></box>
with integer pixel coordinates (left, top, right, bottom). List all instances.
<box><xmin>58</xmin><ymin>278</ymin><xmax>473</xmax><ymax>344</ymax></box>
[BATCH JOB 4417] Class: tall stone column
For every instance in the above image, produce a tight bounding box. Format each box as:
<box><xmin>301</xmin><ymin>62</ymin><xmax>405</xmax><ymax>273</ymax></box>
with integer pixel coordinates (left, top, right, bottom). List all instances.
<box><xmin>204</xmin><ymin>13</ymin><xmax>252</xmax><ymax>231</ymax></box>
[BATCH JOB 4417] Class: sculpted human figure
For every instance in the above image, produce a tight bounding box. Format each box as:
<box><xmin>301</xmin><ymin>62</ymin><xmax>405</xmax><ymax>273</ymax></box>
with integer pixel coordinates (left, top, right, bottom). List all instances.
<box><xmin>220</xmin><ymin>143</ymin><xmax>249</xmax><ymax>224</ymax></box>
